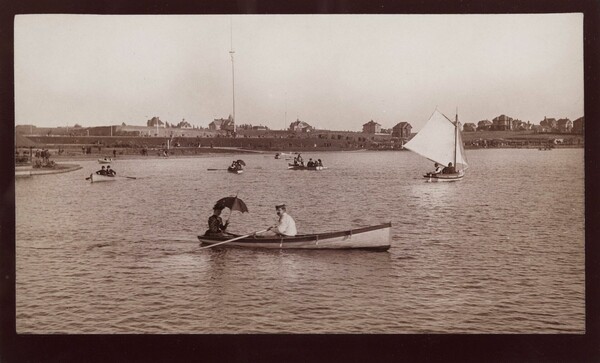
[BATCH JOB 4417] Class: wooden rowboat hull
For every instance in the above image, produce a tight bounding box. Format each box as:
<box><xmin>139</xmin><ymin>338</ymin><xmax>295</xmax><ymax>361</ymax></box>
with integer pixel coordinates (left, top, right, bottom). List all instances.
<box><xmin>287</xmin><ymin>164</ymin><xmax>327</xmax><ymax>171</ymax></box>
<box><xmin>90</xmin><ymin>174</ymin><xmax>117</xmax><ymax>183</ymax></box>
<box><xmin>98</xmin><ymin>158</ymin><xmax>113</xmax><ymax>164</ymax></box>
<box><xmin>198</xmin><ymin>222</ymin><xmax>391</xmax><ymax>251</ymax></box>
<box><xmin>227</xmin><ymin>168</ymin><xmax>244</xmax><ymax>174</ymax></box>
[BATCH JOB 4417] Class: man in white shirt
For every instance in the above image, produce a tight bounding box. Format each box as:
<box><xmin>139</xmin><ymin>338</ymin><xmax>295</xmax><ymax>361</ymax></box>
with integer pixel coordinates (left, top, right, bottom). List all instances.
<box><xmin>268</xmin><ymin>204</ymin><xmax>297</xmax><ymax>236</ymax></box>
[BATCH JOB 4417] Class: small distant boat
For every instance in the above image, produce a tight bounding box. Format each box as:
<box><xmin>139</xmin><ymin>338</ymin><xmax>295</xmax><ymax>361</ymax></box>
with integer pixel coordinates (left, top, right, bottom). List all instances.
<box><xmin>98</xmin><ymin>157</ymin><xmax>113</xmax><ymax>164</ymax></box>
<box><xmin>198</xmin><ymin>222</ymin><xmax>391</xmax><ymax>251</ymax></box>
<box><xmin>89</xmin><ymin>173</ymin><xmax>117</xmax><ymax>183</ymax></box>
<box><xmin>15</xmin><ymin>170</ymin><xmax>32</xmax><ymax>178</ymax></box>
<box><xmin>275</xmin><ymin>152</ymin><xmax>297</xmax><ymax>160</ymax></box>
<box><xmin>227</xmin><ymin>167</ymin><xmax>244</xmax><ymax>174</ymax></box>
<box><xmin>404</xmin><ymin>109</ymin><xmax>469</xmax><ymax>182</ymax></box>
<box><xmin>288</xmin><ymin>163</ymin><xmax>327</xmax><ymax>171</ymax></box>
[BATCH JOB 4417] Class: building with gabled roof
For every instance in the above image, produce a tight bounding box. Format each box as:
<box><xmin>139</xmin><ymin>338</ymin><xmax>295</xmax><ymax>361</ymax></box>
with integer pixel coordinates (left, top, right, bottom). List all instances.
<box><xmin>362</xmin><ymin>120</ymin><xmax>381</xmax><ymax>134</ymax></box>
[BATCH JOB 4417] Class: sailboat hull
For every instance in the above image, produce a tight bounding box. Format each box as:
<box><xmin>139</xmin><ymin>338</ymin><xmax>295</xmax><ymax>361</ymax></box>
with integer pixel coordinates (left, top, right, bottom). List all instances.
<box><xmin>423</xmin><ymin>171</ymin><xmax>465</xmax><ymax>182</ymax></box>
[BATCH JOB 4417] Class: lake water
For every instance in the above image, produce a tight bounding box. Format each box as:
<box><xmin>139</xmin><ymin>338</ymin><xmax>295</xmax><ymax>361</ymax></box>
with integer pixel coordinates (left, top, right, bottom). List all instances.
<box><xmin>15</xmin><ymin>149</ymin><xmax>585</xmax><ymax>333</ymax></box>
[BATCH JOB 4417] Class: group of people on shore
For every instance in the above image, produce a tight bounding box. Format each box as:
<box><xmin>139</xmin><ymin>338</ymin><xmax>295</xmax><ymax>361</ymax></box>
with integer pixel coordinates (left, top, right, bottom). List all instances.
<box><xmin>292</xmin><ymin>154</ymin><xmax>324</xmax><ymax>167</ymax></box>
<box><xmin>96</xmin><ymin>165</ymin><xmax>116</xmax><ymax>176</ymax></box>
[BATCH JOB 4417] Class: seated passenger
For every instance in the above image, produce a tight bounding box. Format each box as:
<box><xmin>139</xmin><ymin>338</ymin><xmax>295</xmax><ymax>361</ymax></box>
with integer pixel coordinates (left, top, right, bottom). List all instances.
<box><xmin>307</xmin><ymin>158</ymin><xmax>314</xmax><ymax>167</ymax></box>
<box><xmin>442</xmin><ymin>162</ymin><xmax>456</xmax><ymax>174</ymax></box>
<box><xmin>106</xmin><ymin>165</ymin><xmax>116</xmax><ymax>176</ymax></box>
<box><xmin>96</xmin><ymin>166</ymin><xmax>107</xmax><ymax>175</ymax></box>
<box><xmin>317</xmin><ymin>159</ymin><xmax>323</xmax><ymax>167</ymax></box>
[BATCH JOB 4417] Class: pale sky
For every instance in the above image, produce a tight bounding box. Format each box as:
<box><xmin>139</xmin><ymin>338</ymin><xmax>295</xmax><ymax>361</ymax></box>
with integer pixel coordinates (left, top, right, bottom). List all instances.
<box><xmin>14</xmin><ymin>14</ymin><xmax>583</xmax><ymax>131</ymax></box>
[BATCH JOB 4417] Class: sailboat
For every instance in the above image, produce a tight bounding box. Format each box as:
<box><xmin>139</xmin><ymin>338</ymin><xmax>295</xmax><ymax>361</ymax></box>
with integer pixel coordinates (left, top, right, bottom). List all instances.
<box><xmin>404</xmin><ymin>109</ymin><xmax>469</xmax><ymax>182</ymax></box>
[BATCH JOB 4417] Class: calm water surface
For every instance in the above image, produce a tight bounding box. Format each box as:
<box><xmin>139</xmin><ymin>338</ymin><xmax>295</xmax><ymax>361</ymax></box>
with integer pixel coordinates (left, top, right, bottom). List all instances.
<box><xmin>15</xmin><ymin>149</ymin><xmax>585</xmax><ymax>333</ymax></box>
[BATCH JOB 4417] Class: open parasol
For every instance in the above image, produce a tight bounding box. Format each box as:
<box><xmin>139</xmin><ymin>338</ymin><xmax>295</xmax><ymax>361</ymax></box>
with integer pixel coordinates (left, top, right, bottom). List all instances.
<box><xmin>214</xmin><ymin>196</ymin><xmax>249</xmax><ymax>213</ymax></box>
<box><xmin>215</xmin><ymin>196</ymin><xmax>248</xmax><ymax>225</ymax></box>
<box><xmin>236</xmin><ymin>159</ymin><xmax>246</xmax><ymax>166</ymax></box>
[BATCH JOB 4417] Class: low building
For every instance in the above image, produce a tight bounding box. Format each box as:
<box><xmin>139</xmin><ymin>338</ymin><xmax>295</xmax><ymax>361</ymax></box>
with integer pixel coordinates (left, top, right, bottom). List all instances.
<box><xmin>540</xmin><ymin>117</ymin><xmax>557</xmax><ymax>130</ymax></box>
<box><xmin>573</xmin><ymin>117</ymin><xmax>584</xmax><ymax>134</ymax></box>
<box><xmin>477</xmin><ymin>120</ymin><xmax>493</xmax><ymax>131</ymax></box>
<box><xmin>463</xmin><ymin>123</ymin><xmax>477</xmax><ymax>132</ymax></box>
<box><xmin>557</xmin><ymin>118</ymin><xmax>573</xmax><ymax>133</ymax></box>
<box><xmin>362</xmin><ymin>120</ymin><xmax>381</xmax><ymax>134</ymax></box>
<box><xmin>392</xmin><ymin>122</ymin><xmax>412</xmax><ymax>138</ymax></box>
<box><xmin>492</xmin><ymin>114</ymin><xmax>513</xmax><ymax>131</ymax></box>
<box><xmin>209</xmin><ymin>115</ymin><xmax>235</xmax><ymax>132</ymax></box>
<box><xmin>289</xmin><ymin>119</ymin><xmax>313</xmax><ymax>132</ymax></box>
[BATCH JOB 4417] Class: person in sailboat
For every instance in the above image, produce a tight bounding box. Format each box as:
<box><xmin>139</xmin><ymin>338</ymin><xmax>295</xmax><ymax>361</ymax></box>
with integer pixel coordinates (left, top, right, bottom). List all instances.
<box><xmin>442</xmin><ymin>162</ymin><xmax>456</xmax><ymax>174</ymax></box>
<box><xmin>205</xmin><ymin>203</ymin><xmax>230</xmax><ymax>236</ymax></box>
<box><xmin>427</xmin><ymin>163</ymin><xmax>443</xmax><ymax>176</ymax></box>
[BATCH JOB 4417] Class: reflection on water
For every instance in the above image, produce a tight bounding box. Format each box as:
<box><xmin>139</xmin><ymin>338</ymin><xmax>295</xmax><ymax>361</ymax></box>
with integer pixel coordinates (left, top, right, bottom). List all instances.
<box><xmin>16</xmin><ymin>149</ymin><xmax>584</xmax><ymax>333</ymax></box>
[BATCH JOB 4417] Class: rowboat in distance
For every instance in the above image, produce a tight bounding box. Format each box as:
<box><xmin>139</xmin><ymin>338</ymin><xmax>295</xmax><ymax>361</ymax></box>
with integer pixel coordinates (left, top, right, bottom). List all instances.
<box><xmin>227</xmin><ymin>166</ymin><xmax>244</xmax><ymax>174</ymax></box>
<box><xmin>275</xmin><ymin>152</ymin><xmax>298</xmax><ymax>160</ymax></box>
<box><xmin>198</xmin><ymin>222</ymin><xmax>391</xmax><ymax>251</ymax></box>
<box><xmin>98</xmin><ymin>157</ymin><xmax>113</xmax><ymax>164</ymax></box>
<box><xmin>89</xmin><ymin>173</ymin><xmax>117</xmax><ymax>183</ymax></box>
<box><xmin>288</xmin><ymin>163</ymin><xmax>328</xmax><ymax>171</ymax></box>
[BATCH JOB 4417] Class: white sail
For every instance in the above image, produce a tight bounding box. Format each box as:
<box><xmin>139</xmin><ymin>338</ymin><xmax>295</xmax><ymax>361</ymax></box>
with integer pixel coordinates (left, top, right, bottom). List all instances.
<box><xmin>404</xmin><ymin>110</ymin><xmax>469</xmax><ymax>170</ymax></box>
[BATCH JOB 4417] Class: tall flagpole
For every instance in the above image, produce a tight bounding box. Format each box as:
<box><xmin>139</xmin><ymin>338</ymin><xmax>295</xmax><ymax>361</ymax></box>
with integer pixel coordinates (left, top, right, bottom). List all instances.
<box><xmin>229</xmin><ymin>18</ymin><xmax>236</xmax><ymax>134</ymax></box>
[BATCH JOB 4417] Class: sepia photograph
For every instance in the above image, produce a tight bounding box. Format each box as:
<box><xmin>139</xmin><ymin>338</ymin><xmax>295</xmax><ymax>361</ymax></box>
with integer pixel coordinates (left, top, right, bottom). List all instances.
<box><xmin>6</xmin><ymin>7</ymin><xmax>597</xmax><ymax>362</ymax></box>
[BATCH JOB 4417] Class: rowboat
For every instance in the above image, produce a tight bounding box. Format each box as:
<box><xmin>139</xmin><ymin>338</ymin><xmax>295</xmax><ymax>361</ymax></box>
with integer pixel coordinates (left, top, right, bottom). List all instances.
<box><xmin>98</xmin><ymin>157</ymin><xmax>113</xmax><ymax>164</ymax></box>
<box><xmin>227</xmin><ymin>167</ymin><xmax>244</xmax><ymax>174</ymax></box>
<box><xmin>287</xmin><ymin>163</ymin><xmax>327</xmax><ymax>171</ymax></box>
<box><xmin>89</xmin><ymin>173</ymin><xmax>117</xmax><ymax>183</ymax></box>
<box><xmin>275</xmin><ymin>152</ymin><xmax>297</xmax><ymax>160</ymax></box>
<box><xmin>198</xmin><ymin>222</ymin><xmax>391</xmax><ymax>251</ymax></box>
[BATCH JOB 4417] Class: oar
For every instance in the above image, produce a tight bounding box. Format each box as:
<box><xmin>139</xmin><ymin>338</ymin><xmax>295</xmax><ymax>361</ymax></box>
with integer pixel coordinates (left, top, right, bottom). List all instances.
<box><xmin>199</xmin><ymin>229</ymin><xmax>269</xmax><ymax>250</ymax></box>
<box><xmin>85</xmin><ymin>174</ymin><xmax>92</xmax><ymax>180</ymax></box>
<box><xmin>207</xmin><ymin>168</ymin><xmax>227</xmax><ymax>171</ymax></box>
<box><xmin>117</xmin><ymin>175</ymin><xmax>137</xmax><ymax>179</ymax></box>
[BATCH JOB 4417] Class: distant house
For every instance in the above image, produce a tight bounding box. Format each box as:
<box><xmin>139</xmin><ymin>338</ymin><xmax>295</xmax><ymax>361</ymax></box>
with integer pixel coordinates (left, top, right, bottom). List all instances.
<box><xmin>573</xmin><ymin>117</ymin><xmax>584</xmax><ymax>134</ymax></box>
<box><xmin>362</xmin><ymin>120</ymin><xmax>381</xmax><ymax>134</ymax></box>
<box><xmin>289</xmin><ymin>119</ymin><xmax>313</xmax><ymax>132</ymax></box>
<box><xmin>532</xmin><ymin>125</ymin><xmax>551</xmax><ymax>133</ymax></box>
<box><xmin>540</xmin><ymin>117</ymin><xmax>557</xmax><ymax>131</ymax></box>
<box><xmin>209</xmin><ymin>115</ymin><xmax>235</xmax><ymax>131</ymax></box>
<box><xmin>463</xmin><ymin>123</ymin><xmax>477</xmax><ymax>132</ymax></box>
<box><xmin>557</xmin><ymin>118</ymin><xmax>573</xmax><ymax>133</ymax></box>
<box><xmin>147</xmin><ymin>117</ymin><xmax>164</xmax><ymax>127</ymax></box>
<box><xmin>392</xmin><ymin>122</ymin><xmax>412</xmax><ymax>138</ymax></box>
<box><xmin>519</xmin><ymin>121</ymin><xmax>533</xmax><ymax>131</ymax></box>
<box><xmin>492</xmin><ymin>114</ymin><xmax>513</xmax><ymax>131</ymax></box>
<box><xmin>477</xmin><ymin>120</ymin><xmax>493</xmax><ymax>131</ymax></box>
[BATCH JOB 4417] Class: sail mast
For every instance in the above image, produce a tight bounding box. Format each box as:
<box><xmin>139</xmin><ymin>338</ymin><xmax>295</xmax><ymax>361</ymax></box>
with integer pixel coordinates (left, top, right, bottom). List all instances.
<box><xmin>454</xmin><ymin>110</ymin><xmax>458</xmax><ymax>170</ymax></box>
<box><xmin>229</xmin><ymin>18</ymin><xmax>236</xmax><ymax>133</ymax></box>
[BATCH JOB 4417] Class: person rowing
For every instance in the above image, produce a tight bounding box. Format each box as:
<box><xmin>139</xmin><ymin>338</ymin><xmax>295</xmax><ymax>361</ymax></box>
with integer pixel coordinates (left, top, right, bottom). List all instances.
<box><xmin>106</xmin><ymin>165</ymin><xmax>116</xmax><ymax>176</ymax></box>
<box><xmin>262</xmin><ymin>204</ymin><xmax>297</xmax><ymax>237</ymax></box>
<box><xmin>95</xmin><ymin>166</ymin><xmax>107</xmax><ymax>175</ymax></box>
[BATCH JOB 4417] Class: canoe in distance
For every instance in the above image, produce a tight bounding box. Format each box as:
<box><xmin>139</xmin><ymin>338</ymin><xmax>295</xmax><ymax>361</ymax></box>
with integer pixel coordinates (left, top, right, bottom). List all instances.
<box><xmin>198</xmin><ymin>222</ymin><xmax>391</xmax><ymax>251</ymax></box>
